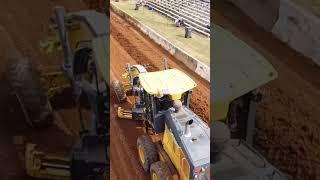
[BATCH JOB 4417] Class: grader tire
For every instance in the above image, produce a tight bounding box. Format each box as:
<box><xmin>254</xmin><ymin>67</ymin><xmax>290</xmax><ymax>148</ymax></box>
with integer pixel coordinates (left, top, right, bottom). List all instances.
<box><xmin>137</xmin><ymin>135</ymin><xmax>158</xmax><ymax>172</ymax></box>
<box><xmin>111</xmin><ymin>80</ymin><xmax>127</xmax><ymax>103</ymax></box>
<box><xmin>6</xmin><ymin>59</ymin><xmax>53</xmax><ymax>128</ymax></box>
<box><xmin>150</xmin><ymin>161</ymin><xmax>172</xmax><ymax>180</ymax></box>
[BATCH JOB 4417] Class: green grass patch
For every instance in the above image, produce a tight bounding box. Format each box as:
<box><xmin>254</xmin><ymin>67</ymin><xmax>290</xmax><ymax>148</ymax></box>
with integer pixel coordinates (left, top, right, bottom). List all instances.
<box><xmin>112</xmin><ymin>1</ymin><xmax>210</xmax><ymax>64</ymax></box>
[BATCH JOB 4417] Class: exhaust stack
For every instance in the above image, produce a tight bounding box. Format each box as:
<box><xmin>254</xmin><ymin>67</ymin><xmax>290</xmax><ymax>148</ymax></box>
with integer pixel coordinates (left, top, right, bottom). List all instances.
<box><xmin>184</xmin><ymin>119</ymin><xmax>193</xmax><ymax>137</ymax></box>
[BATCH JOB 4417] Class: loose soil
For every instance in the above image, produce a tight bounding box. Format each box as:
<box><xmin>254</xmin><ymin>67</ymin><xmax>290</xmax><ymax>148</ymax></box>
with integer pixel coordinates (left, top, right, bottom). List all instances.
<box><xmin>214</xmin><ymin>1</ymin><xmax>320</xmax><ymax>179</ymax></box>
<box><xmin>0</xmin><ymin>1</ymin><xmax>95</xmax><ymax>179</ymax></box>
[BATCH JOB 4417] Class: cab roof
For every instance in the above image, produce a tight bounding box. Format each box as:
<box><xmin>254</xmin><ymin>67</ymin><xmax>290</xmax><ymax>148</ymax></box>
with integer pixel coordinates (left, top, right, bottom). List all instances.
<box><xmin>139</xmin><ymin>69</ymin><xmax>197</xmax><ymax>97</ymax></box>
<box><xmin>212</xmin><ymin>25</ymin><xmax>277</xmax><ymax>121</ymax></box>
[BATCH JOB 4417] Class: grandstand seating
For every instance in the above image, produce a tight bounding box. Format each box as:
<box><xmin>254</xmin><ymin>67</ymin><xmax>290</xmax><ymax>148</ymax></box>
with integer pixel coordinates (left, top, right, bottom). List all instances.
<box><xmin>144</xmin><ymin>0</ymin><xmax>210</xmax><ymax>37</ymax></box>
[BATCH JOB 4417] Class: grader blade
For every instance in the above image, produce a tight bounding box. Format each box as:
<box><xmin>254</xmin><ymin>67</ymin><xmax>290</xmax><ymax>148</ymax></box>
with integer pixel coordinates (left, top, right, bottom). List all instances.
<box><xmin>117</xmin><ymin>107</ymin><xmax>133</xmax><ymax>119</ymax></box>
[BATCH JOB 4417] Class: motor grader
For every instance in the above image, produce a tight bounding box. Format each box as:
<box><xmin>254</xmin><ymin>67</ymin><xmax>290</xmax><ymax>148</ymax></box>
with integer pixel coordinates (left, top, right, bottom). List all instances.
<box><xmin>211</xmin><ymin>25</ymin><xmax>291</xmax><ymax>179</ymax></box>
<box><xmin>6</xmin><ymin>7</ymin><xmax>109</xmax><ymax>180</ymax></box>
<box><xmin>112</xmin><ymin>62</ymin><xmax>210</xmax><ymax>180</ymax></box>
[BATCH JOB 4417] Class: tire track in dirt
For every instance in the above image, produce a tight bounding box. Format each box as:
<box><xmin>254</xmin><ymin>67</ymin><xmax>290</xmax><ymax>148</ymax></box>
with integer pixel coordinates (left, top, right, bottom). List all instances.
<box><xmin>110</xmin><ymin>35</ymin><xmax>148</xmax><ymax>180</ymax></box>
<box><xmin>110</xmin><ymin>103</ymin><xmax>147</xmax><ymax>180</ymax></box>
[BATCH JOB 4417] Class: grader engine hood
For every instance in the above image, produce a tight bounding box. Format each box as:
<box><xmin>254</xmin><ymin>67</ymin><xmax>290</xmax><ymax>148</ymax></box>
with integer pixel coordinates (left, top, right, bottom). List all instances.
<box><xmin>165</xmin><ymin>106</ymin><xmax>210</xmax><ymax>176</ymax></box>
<box><xmin>212</xmin><ymin>25</ymin><xmax>278</xmax><ymax>121</ymax></box>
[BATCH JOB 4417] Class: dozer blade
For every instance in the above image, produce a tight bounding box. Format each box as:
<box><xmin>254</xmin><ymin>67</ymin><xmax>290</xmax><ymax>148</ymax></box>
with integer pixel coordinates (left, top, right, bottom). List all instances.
<box><xmin>25</xmin><ymin>143</ymin><xmax>71</xmax><ymax>180</ymax></box>
<box><xmin>117</xmin><ymin>107</ymin><xmax>133</xmax><ymax>119</ymax></box>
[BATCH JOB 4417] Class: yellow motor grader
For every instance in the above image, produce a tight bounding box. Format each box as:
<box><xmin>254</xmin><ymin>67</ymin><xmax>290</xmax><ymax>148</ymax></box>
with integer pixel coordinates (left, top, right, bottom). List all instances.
<box><xmin>112</xmin><ymin>62</ymin><xmax>210</xmax><ymax>180</ymax></box>
<box><xmin>6</xmin><ymin>6</ymin><xmax>109</xmax><ymax>180</ymax></box>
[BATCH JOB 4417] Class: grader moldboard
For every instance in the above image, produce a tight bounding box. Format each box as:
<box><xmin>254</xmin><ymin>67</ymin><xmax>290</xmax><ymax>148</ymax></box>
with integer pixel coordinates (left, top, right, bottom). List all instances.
<box><xmin>112</xmin><ymin>61</ymin><xmax>210</xmax><ymax>180</ymax></box>
<box><xmin>211</xmin><ymin>25</ymin><xmax>291</xmax><ymax>180</ymax></box>
<box><xmin>6</xmin><ymin>7</ymin><xmax>109</xmax><ymax>179</ymax></box>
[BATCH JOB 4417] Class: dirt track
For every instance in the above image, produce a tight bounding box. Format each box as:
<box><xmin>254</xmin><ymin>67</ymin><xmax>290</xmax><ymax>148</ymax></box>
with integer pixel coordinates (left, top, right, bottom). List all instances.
<box><xmin>0</xmin><ymin>1</ymin><xmax>210</xmax><ymax>179</ymax></box>
<box><xmin>214</xmin><ymin>1</ymin><xmax>320</xmax><ymax>179</ymax></box>
<box><xmin>0</xmin><ymin>1</ymin><xmax>93</xmax><ymax>179</ymax></box>
<box><xmin>109</xmin><ymin>11</ymin><xmax>210</xmax><ymax>179</ymax></box>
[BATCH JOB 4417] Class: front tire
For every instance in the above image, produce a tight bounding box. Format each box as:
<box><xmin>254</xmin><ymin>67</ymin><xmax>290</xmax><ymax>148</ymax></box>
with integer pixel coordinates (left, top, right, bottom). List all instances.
<box><xmin>137</xmin><ymin>135</ymin><xmax>158</xmax><ymax>172</ymax></box>
<box><xmin>6</xmin><ymin>59</ymin><xmax>53</xmax><ymax>128</ymax></box>
<box><xmin>150</xmin><ymin>161</ymin><xmax>172</xmax><ymax>180</ymax></box>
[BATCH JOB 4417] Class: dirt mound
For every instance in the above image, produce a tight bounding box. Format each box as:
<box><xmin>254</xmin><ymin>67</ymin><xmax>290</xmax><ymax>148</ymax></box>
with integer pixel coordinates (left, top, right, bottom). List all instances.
<box><xmin>256</xmin><ymin>84</ymin><xmax>320</xmax><ymax>179</ymax></box>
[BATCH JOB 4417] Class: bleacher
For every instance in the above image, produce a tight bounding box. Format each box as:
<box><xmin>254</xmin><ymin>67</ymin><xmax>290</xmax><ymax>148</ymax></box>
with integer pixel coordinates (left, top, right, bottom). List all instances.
<box><xmin>144</xmin><ymin>0</ymin><xmax>210</xmax><ymax>37</ymax></box>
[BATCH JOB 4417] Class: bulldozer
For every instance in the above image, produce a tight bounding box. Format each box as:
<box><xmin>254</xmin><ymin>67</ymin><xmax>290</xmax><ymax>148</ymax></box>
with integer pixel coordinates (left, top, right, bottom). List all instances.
<box><xmin>6</xmin><ymin>6</ymin><xmax>109</xmax><ymax>180</ymax></box>
<box><xmin>112</xmin><ymin>61</ymin><xmax>210</xmax><ymax>180</ymax></box>
<box><xmin>211</xmin><ymin>25</ymin><xmax>291</xmax><ymax>179</ymax></box>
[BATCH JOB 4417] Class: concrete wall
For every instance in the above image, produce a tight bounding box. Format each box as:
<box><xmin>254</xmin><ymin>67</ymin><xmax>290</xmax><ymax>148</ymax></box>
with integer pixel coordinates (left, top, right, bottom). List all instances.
<box><xmin>111</xmin><ymin>4</ymin><xmax>210</xmax><ymax>82</ymax></box>
<box><xmin>272</xmin><ymin>0</ymin><xmax>320</xmax><ymax>66</ymax></box>
<box><xmin>228</xmin><ymin>0</ymin><xmax>280</xmax><ymax>31</ymax></box>
<box><xmin>228</xmin><ymin>0</ymin><xmax>320</xmax><ymax>66</ymax></box>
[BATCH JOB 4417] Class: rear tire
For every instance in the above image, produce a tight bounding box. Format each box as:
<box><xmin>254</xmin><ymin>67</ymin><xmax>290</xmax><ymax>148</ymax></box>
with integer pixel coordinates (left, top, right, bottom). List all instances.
<box><xmin>150</xmin><ymin>161</ymin><xmax>172</xmax><ymax>180</ymax></box>
<box><xmin>111</xmin><ymin>80</ymin><xmax>127</xmax><ymax>103</ymax></box>
<box><xmin>137</xmin><ymin>135</ymin><xmax>158</xmax><ymax>172</ymax></box>
<box><xmin>6</xmin><ymin>59</ymin><xmax>53</xmax><ymax>128</ymax></box>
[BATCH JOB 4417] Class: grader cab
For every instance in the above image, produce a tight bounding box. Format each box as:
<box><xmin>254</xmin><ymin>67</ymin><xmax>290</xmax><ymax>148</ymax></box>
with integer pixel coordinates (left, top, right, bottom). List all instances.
<box><xmin>112</xmin><ymin>66</ymin><xmax>210</xmax><ymax>180</ymax></box>
<box><xmin>211</xmin><ymin>25</ymin><xmax>290</xmax><ymax>180</ymax></box>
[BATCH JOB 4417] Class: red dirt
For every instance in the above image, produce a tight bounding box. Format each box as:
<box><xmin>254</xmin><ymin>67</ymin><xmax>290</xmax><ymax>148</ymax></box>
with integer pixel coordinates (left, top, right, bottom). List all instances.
<box><xmin>109</xmin><ymin>11</ymin><xmax>210</xmax><ymax>179</ymax></box>
<box><xmin>110</xmin><ymin>11</ymin><xmax>210</xmax><ymax>122</ymax></box>
<box><xmin>0</xmin><ymin>1</ymin><xmax>90</xmax><ymax>179</ymax></box>
<box><xmin>0</xmin><ymin>1</ymin><xmax>210</xmax><ymax>179</ymax></box>
<box><xmin>214</xmin><ymin>1</ymin><xmax>320</xmax><ymax>179</ymax></box>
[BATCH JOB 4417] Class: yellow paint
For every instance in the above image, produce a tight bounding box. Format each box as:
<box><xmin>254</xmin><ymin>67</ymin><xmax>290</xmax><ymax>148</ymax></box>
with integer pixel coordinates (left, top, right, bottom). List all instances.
<box><xmin>172</xmin><ymin>174</ymin><xmax>179</xmax><ymax>180</ymax></box>
<box><xmin>121</xmin><ymin>66</ymin><xmax>142</xmax><ymax>92</ymax></box>
<box><xmin>139</xmin><ymin>69</ymin><xmax>197</xmax><ymax>99</ymax></box>
<box><xmin>138</xmin><ymin>145</ymin><xmax>145</xmax><ymax>164</ymax></box>
<box><xmin>170</xmin><ymin>93</ymin><xmax>182</xmax><ymax>101</ymax></box>
<box><xmin>159</xmin><ymin>152</ymin><xmax>165</xmax><ymax>163</ymax></box>
<box><xmin>152</xmin><ymin>173</ymin><xmax>159</xmax><ymax>180</ymax></box>
<box><xmin>212</xmin><ymin>101</ymin><xmax>230</xmax><ymax>121</ymax></box>
<box><xmin>117</xmin><ymin>107</ymin><xmax>133</xmax><ymax>119</ymax></box>
<box><xmin>162</xmin><ymin>126</ymin><xmax>190</xmax><ymax>180</ymax></box>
